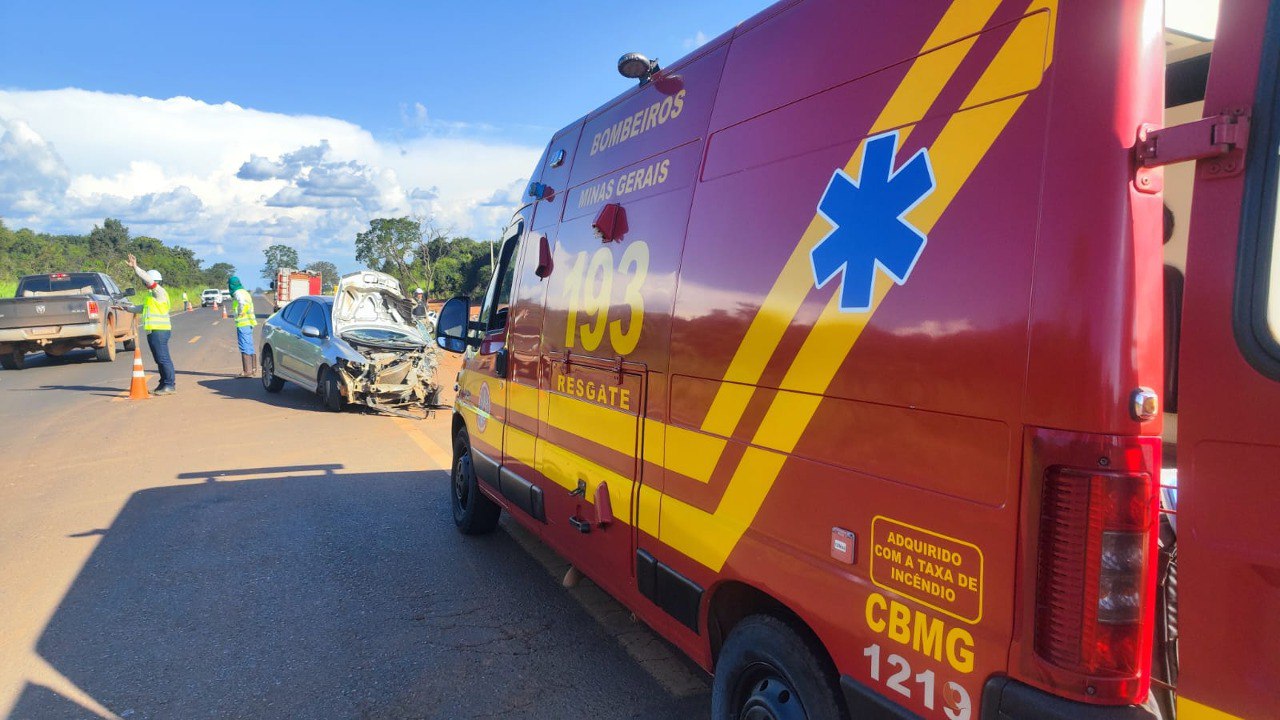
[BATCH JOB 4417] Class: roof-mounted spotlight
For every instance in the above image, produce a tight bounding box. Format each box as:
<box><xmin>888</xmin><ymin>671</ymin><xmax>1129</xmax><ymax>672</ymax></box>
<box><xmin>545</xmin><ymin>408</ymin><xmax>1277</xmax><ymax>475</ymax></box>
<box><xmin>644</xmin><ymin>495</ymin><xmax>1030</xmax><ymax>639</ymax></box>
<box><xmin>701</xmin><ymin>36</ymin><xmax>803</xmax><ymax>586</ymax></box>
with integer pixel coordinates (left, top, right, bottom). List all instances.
<box><xmin>617</xmin><ymin>52</ymin><xmax>660</xmax><ymax>85</ymax></box>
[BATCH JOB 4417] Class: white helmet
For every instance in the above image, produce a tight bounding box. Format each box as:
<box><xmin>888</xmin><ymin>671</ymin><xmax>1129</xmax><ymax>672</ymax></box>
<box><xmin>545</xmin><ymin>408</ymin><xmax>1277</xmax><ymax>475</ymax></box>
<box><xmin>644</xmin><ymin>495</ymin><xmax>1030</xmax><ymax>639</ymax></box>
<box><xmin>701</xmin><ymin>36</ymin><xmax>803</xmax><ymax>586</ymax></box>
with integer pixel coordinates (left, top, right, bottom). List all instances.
<box><xmin>148</xmin><ymin>269</ymin><xmax>163</xmax><ymax>283</ymax></box>
<box><xmin>414</xmin><ymin>287</ymin><xmax>425</xmax><ymax>295</ymax></box>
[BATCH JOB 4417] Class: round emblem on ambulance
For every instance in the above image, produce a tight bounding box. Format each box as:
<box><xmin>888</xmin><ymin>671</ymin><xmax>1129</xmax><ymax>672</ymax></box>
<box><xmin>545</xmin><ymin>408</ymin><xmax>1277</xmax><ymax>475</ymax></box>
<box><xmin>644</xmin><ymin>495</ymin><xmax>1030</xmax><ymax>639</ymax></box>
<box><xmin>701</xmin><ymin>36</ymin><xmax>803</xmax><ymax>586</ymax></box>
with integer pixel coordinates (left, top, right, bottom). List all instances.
<box><xmin>476</xmin><ymin>382</ymin><xmax>491</xmax><ymax>433</ymax></box>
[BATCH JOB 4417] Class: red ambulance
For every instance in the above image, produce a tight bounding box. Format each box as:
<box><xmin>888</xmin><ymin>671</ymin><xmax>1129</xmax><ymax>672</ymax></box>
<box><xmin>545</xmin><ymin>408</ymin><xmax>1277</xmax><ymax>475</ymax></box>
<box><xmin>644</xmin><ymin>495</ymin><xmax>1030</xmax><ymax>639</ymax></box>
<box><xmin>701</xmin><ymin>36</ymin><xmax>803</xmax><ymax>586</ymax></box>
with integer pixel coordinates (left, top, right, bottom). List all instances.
<box><xmin>433</xmin><ymin>1</ymin><xmax>1278</xmax><ymax>717</ymax></box>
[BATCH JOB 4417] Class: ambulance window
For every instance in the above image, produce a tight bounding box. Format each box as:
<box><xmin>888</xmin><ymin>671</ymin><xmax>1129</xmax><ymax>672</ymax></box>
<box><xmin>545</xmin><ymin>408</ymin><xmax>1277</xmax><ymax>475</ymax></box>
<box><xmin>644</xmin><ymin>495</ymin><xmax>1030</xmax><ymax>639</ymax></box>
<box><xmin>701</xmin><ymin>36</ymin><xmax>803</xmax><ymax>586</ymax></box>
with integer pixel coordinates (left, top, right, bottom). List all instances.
<box><xmin>480</xmin><ymin>220</ymin><xmax>523</xmax><ymax>333</ymax></box>
<box><xmin>1237</xmin><ymin>11</ymin><xmax>1280</xmax><ymax>376</ymax></box>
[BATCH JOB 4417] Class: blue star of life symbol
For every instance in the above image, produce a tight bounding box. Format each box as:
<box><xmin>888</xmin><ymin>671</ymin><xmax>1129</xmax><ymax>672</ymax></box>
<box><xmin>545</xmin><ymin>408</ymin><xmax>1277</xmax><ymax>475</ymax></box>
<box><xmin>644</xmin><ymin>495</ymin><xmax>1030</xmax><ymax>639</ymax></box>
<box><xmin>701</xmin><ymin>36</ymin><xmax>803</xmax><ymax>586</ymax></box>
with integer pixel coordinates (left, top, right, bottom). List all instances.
<box><xmin>810</xmin><ymin>130</ymin><xmax>937</xmax><ymax>313</ymax></box>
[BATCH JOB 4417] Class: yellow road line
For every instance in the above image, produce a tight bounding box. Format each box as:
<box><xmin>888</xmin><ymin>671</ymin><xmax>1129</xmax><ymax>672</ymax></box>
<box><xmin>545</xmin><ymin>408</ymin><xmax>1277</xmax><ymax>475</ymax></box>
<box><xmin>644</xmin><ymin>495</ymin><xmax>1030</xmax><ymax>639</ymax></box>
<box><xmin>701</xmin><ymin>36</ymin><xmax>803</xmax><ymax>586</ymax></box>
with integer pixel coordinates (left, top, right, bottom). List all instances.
<box><xmin>394</xmin><ymin>418</ymin><xmax>454</xmax><ymax>469</ymax></box>
<box><xmin>188</xmin><ymin>335</ymin><xmax>201</xmax><ymax>344</ymax></box>
<box><xmin>211</xmin><ymin>321</ymin><xmax>220</xmax><ymax>326</ymax></box>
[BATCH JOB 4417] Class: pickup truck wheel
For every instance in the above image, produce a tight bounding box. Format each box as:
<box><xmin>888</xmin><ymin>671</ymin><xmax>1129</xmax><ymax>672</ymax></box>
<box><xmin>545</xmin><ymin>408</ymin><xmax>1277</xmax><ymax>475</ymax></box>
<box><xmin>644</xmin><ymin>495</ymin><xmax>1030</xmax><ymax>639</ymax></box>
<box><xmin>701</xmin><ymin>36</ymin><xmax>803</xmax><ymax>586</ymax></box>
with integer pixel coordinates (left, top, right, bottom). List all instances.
<box><xmin>320</xmin><ymin>367</ymin><xmax>344</xmax><ymax>412</ymax></box>
<box><xmin>1</xmin><ymin>350</ymin><xmax>24</xmax><ymax>371</ymax></box>
<box><xmin>123</xmin><ymin>319</ymin><xmax>138</xmax><ymax>351</ymax></box>
<box><xmin>261</xmin><ymin>350</ymin><xmax>285</xmax><ymax>393</ymax></box>
<box><xmin>711</xmin><ymin>615</ymin><xmax>848</xmax><ymax>720</ymax></box>
<box><xmin>452</xmin><ymin>432</ymin><xmax>500</xmax><ymax>535</ymax></box>
<box><xmin>95</xmin><ymin>321</ymin><xmax>118</xmax><ymax>362</ymax></box>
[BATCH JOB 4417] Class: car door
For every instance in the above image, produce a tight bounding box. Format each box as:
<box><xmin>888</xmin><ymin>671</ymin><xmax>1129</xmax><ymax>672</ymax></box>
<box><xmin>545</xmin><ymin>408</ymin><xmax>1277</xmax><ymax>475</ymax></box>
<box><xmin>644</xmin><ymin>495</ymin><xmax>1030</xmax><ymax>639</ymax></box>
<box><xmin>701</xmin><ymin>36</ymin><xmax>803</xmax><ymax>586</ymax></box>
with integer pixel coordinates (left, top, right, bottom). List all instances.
<box><xmin>272</xmin><ymin>299</ymin><xmax>310</xmax><ymax>385</ymax></box>
<box><xmin>1174</xmin><ymin>2</ymin><xmax>1280</xmax><ymax>717</ymax></box>
<box><xmin>291</xmin><ymin>301</ymin><xmax>330</xmax><ymax>391</ymax></box>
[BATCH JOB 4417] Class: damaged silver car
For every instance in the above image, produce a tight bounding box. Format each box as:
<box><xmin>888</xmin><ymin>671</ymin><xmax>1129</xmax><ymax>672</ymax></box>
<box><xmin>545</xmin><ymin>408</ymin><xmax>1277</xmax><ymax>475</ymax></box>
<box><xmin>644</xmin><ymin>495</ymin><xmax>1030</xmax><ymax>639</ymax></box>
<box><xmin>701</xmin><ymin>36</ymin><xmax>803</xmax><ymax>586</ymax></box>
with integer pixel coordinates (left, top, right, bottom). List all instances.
<box><xmin>259</xmin><ymin>271</ymin><xmax>441</xmax><ymax>417</ymax></box>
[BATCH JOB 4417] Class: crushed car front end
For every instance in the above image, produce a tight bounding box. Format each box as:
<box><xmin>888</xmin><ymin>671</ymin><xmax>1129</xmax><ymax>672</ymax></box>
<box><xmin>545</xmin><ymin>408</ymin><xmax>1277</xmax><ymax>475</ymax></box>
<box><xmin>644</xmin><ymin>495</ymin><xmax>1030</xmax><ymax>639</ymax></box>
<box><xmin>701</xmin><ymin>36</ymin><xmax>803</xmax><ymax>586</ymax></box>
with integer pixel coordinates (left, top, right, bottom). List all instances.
<box><xmin>332</xmin><ymin>272</ymin><xmax>442</xmax><ymax>417</ymax></box>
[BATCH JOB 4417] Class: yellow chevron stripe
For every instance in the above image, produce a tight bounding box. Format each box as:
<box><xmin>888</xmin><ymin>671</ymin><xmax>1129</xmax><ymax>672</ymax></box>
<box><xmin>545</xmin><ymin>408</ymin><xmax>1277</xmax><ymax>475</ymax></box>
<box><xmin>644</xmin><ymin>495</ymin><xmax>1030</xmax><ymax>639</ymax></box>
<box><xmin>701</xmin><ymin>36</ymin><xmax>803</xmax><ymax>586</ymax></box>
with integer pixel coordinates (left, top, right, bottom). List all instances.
<box><xmin>665</xmin><ymin>0</ymin><xmax>1058</xmax><ymax>571</ymax></box>
<box><xmin>1177</xmin><ymin>698</ymin><xmax>1246</xmax><ymax>720</ymax></box>
<box><xmin>700</xmin><ymin>0</ymin><xmax>1005</xmax><ymax>439</ymax></box>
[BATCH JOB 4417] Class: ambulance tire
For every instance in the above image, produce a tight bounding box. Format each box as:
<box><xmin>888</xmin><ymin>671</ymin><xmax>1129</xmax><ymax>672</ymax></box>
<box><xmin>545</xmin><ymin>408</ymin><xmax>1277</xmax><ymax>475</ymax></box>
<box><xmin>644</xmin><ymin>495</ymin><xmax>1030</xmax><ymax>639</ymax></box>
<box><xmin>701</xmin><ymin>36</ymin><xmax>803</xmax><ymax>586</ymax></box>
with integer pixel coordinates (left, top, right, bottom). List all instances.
<box><xmin>452</xmin><ymin>432</ymin><xmax>500</xmax><ymax>535</ymax></box>
<box><xmin>712</xmin><ymin>614</ymin><xmax>848</xmax><ymax>720</ymax></box>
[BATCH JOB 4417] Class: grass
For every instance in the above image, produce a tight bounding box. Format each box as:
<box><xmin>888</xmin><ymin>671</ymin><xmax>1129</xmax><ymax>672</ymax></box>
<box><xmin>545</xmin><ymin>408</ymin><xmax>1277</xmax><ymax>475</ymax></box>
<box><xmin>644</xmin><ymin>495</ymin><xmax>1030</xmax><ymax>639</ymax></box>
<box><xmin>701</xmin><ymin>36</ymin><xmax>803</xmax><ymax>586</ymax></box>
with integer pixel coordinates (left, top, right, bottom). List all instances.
<box><xmin>0</xmin><ymin>281</ymin><xmax>15</xmax><ymax>298</ymax></box>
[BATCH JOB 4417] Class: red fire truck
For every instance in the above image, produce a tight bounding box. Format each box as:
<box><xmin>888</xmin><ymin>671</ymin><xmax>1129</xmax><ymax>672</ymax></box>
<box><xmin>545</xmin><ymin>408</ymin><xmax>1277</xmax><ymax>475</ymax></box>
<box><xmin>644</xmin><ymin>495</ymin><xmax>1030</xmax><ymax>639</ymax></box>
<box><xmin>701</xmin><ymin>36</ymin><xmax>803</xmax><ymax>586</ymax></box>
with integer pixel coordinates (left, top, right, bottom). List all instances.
<box><xmin>271</xmin><ymin>268</ymin><xmax>322</xmax><ymax>311</ymax></box>
<box><xmin>433</xmin><ymin>1</ymin><xmax>1277</xmax><ymax>717</ymax></box>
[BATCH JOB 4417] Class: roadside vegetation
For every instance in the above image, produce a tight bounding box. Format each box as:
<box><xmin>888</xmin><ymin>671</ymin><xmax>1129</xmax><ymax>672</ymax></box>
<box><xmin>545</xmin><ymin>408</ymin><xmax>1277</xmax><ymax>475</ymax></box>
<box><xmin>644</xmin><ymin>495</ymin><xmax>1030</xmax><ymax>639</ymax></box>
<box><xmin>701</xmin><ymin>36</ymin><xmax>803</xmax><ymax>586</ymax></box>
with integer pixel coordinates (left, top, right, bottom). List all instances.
<box><xmin>0</xmin><ymin>218</ymin><xmax>232</xmax><ymax>307</ymax></box>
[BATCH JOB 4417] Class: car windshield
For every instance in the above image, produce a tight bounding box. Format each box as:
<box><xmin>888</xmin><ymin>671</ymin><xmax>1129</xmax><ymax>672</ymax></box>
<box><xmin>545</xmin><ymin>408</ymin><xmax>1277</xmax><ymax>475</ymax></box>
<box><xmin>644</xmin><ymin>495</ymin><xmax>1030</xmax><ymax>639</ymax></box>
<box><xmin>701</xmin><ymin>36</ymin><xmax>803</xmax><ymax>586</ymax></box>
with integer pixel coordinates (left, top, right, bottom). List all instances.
<box><xmin>342</xmin><ymin>327</ymin><xmax>423</xmax><ymax>346</ymax></box>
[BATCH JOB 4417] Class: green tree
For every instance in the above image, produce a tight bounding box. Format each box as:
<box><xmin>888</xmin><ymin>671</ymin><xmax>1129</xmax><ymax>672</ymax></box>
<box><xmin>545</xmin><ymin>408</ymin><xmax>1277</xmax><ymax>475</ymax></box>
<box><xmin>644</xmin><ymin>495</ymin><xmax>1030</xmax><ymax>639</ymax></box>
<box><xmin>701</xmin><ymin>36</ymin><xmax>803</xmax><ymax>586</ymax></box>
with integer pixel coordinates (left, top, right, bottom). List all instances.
<box><xmin>88</xmin><ymin>218</ymin><xmax>130</xmax><ymax>276</ymax></box>
<box><xmin>355</xmin><ymin>217</ymin><xmax>420</xmax><ymax>284</ymax></box>
<box><xmin>261</xmin><ymin>244</ymin><xmax>300</xmax><ymax>282</ymax></box>
<box><xmin>204</xmin><ymin>262</ymin><xmax>236</xmax><ymax>287</ymax></box>
<box><xmin>304</xmin><ymin>260</ymin><xmax>339</xmax><ymax>292</ymax></box>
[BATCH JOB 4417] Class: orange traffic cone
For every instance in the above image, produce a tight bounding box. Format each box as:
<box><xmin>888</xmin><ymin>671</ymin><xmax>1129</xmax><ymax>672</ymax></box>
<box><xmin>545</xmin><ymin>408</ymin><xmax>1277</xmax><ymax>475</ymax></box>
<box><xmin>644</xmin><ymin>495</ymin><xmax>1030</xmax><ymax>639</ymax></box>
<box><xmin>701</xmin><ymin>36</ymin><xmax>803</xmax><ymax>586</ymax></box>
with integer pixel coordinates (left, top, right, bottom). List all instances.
<box><xmin>129</xmin><ymin>345</ymin><xmax>150</xmax><ymax>399</ymax></box>
<box><xmin>221</xmin><ymin>304</ymin><xmax>228</xmax><ymax>319</ymax></box>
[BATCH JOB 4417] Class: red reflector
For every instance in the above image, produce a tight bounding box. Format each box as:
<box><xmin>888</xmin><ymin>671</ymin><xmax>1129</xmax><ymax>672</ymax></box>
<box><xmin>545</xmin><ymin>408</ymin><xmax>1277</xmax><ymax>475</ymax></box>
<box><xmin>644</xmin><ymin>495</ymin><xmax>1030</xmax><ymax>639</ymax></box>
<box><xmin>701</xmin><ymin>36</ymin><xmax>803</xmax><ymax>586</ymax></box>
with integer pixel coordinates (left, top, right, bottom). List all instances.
<box><xmin>51</xmin><ymin>273</ymin><xmax>68</xmax><ymax>279</ymax></box>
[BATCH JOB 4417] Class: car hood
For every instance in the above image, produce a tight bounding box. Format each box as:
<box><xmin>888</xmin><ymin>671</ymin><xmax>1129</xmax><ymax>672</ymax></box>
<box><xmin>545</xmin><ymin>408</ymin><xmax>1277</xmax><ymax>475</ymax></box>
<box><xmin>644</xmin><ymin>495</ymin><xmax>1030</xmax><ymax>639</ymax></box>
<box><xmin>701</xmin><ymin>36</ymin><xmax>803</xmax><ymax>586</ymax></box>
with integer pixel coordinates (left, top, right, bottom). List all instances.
<box><xmin>332</xmin><ymin>271</ymin><xmax>418</xmax><ymax>340</ymax></box>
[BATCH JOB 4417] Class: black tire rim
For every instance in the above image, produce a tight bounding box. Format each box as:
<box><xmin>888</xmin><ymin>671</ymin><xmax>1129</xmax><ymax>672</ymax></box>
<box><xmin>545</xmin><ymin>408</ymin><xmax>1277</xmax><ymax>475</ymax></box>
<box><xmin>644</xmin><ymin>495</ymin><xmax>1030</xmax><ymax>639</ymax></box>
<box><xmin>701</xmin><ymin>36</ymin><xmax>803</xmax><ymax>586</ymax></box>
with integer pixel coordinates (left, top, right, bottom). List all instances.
<box><xmin>262</xmin><ymin>355</ymin><xmax>274</xmax><ymax>387</ymax></box>
<box><xmin>734</xmin><ymin>662</ymin><xmax>806</xmax><ymax>720</ymax></box>
<box><xmin>452</xmin><ymin>450</ymin><xmax>472</xmax><ymax>521</ymax></box>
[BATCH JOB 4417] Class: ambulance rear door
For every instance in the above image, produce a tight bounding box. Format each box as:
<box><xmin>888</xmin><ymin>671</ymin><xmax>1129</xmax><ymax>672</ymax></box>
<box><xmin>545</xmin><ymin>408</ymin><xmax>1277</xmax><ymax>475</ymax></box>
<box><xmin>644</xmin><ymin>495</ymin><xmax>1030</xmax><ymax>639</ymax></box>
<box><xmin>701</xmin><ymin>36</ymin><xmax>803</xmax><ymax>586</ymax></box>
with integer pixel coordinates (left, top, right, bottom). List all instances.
<box><xmin>1173</xmin><ymin>1</ymin><xmax>1280</xmax><ymax>716</ymax></box>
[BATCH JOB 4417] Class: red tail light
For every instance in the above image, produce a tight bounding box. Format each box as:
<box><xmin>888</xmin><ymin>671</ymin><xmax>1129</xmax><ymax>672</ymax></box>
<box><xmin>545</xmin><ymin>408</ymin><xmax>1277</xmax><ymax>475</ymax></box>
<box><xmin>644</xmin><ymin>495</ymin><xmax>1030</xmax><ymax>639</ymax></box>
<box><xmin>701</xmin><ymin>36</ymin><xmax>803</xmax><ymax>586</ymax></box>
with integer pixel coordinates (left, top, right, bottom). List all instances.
<box><xmin>86</xmin><ymin>300</ymin><xmax>100</xmax><ymax>319</ymax></box>
<box><xmin>1033</xmin><ymin>454</ymin><xmax>1158</xmax><ymax>704</ymax></box>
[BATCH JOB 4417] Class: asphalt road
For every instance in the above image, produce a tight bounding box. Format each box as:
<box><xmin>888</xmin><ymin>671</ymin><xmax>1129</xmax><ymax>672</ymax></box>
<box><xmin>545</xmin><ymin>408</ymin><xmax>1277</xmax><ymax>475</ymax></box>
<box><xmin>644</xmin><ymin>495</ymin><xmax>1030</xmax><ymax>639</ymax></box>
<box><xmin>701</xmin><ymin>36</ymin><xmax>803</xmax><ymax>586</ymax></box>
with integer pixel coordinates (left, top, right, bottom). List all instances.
<box><xmin>0</xmin><ymin>298</ymin><xmax>708</xmax><ymax>719</ymax></box>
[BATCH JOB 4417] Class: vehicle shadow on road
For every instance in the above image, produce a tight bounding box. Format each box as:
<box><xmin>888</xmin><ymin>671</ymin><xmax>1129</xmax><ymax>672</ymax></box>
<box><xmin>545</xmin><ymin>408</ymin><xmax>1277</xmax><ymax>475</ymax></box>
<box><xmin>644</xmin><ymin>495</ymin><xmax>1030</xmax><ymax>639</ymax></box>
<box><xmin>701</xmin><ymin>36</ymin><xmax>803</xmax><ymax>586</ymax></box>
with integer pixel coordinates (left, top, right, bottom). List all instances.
<box><xmin>197</xmin><ymin>376</ymin><xmax>329</xmax><ymax>413</ymax></box>
<box><xmin>16</xmin><ymin>463</ymin><xmax>702</xmax><ymax>720</ymax></box>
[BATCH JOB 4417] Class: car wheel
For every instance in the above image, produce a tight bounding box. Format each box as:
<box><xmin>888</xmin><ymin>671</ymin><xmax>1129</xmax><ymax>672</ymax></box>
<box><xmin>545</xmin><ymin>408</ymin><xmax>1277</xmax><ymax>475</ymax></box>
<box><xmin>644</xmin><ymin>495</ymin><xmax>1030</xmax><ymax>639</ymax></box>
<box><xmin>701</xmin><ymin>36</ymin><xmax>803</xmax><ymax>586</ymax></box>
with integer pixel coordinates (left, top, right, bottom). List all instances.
<box><xmin>452</xmin><ymin>431</ymin><xmax>500</xmax><ymax>535</ymax></box>
<box><xmin>711</xmin><ymin>615</ymin><xmax>848</xmax><ymax>720</ymax></box>
<box><xmin>261</xmin><ymin>349</ymin><xmax>284</xmax><ymax>393</ymax></box>
<box><xmin>95</xmin><ymin>320</ymin><xmax>118</xmax><ymax>362</ymax></box>
<box><xmin>123</xmin><ymin>319</ymin><xmax>138</xmax><ymax>351</ymax></box>
<box><xmin>0</xmin><ymin>350</ymin><xmax>24</xmax><ymax>370</ymax></box>
<box><xmin>320</xmin><ymin>366</ymin><xmax>343</xmax><ymax>412</ymax></box>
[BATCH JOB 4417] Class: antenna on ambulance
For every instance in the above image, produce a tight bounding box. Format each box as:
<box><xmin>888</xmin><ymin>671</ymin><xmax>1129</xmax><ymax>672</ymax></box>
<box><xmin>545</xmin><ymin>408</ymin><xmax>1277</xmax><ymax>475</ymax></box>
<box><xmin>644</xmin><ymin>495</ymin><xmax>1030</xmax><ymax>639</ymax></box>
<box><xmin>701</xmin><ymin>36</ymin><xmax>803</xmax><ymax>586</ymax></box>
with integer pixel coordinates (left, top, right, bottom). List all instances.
<box><xmin>617</xmin><ymin>52</ymin><xmax>660</xmax><ymax>85</ymax></box>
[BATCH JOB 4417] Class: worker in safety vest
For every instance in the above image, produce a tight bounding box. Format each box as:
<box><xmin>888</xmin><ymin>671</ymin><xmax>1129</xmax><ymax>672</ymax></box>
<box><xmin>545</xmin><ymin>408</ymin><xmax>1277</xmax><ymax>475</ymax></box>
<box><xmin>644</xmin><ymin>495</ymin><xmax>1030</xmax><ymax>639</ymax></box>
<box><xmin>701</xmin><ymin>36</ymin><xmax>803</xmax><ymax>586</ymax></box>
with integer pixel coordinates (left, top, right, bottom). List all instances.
<box><xmin>228</xmin><ymin>276</ymin><xmax>258</xmax><ymax>378</ymax></box>
<box><xmin>126</xmin><ymin>253</ymin><xmax>176</xmax><ymax>395</ymax></box>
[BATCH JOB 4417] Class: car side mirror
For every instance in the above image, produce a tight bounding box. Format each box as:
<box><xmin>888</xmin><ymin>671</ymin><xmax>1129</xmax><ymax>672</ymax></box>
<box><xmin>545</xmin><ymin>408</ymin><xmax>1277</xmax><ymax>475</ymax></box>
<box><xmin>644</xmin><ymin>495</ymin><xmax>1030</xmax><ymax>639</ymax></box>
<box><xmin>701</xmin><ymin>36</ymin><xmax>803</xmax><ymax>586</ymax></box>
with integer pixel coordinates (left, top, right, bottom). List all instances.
<box><xmin>122</xmin><ymin>287</ymin><xmax>135</xmax><ymax>297</ymax></box>
<box><xmin>434</xmin><ymin>296</ymin><xmax>476</xmax><ymax>354</ymax></box>
<box><xmin>301</xmin><ymin>325</ymin><xmax>324</xmax><ymax>339</ymax></box>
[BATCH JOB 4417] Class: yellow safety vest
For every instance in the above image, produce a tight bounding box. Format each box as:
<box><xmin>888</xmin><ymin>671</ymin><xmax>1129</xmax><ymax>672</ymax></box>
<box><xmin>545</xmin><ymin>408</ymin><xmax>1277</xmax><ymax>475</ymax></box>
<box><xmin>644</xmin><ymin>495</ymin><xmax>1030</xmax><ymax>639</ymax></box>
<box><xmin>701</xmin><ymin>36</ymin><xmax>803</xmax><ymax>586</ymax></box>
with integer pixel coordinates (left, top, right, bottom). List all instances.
<box><xmin>234</xmin><ymin>291</ymin><xmax>257</xmax><ymax>328</ymax></box>
<box><xmin>142</xmin><ymin>291</ymin><xmax>171</xmax><ymax>331</ymax></box>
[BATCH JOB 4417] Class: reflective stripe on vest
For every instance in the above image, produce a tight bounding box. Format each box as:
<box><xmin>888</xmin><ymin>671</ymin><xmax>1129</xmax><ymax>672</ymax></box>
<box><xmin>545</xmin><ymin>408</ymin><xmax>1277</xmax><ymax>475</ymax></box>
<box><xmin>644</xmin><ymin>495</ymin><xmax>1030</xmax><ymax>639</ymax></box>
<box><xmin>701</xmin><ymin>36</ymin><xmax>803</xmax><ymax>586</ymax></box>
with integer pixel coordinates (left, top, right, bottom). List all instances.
<box><xmin>235</xmin><ymin>293</ymin><xmax>257</xmax><ymax>328</ymax></box>
<box><xmin>143</xmin><ymin>292</ymin><xmax>172</xmax><ymax>331</ymax></box>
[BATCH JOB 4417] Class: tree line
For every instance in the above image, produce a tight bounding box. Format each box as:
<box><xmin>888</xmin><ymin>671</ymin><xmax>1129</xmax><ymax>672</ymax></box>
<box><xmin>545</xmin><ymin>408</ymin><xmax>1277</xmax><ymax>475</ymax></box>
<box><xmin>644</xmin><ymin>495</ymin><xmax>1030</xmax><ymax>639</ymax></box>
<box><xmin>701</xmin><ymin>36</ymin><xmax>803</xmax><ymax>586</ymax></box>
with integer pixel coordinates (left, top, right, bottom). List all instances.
<box><xmin>262</xmin><ymin>217</ymin><xmax>495</xmax><ymax>300</ymax></box>
<box><xmin>0</xmin><ymin>218</ymin><xmax>234</xmax><ymax>289</ymax></box>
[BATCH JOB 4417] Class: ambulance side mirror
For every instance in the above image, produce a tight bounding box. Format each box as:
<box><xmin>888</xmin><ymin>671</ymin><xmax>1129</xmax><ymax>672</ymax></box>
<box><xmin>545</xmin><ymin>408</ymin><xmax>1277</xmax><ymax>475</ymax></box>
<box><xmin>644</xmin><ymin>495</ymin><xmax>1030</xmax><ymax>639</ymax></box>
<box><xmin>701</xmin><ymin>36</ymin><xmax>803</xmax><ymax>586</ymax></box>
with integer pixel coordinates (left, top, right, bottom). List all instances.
<box><xmin>435</xmin><ymin>296</ymin><xmax>477</xmax><ymax>354</ymax></box>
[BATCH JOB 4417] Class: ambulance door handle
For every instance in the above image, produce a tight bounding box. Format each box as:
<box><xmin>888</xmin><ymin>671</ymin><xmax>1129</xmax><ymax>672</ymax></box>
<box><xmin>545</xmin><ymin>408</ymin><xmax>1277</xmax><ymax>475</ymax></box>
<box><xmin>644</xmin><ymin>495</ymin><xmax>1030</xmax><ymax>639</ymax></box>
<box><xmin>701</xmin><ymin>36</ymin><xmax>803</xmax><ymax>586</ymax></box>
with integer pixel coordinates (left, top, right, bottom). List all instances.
<box><xmin>569</xmin><ymin>479</ymin><xmax>587</xmax><ymax>497</ymax></box>
<box><xmin>568</xmin><ymin>516</ymin><xmax>592</xmax><ymax>534</ymax></box>
<box><xmin>494</xmin><ymin>347</ymin><xmax>509</xmax><ymax>378</ymax></box>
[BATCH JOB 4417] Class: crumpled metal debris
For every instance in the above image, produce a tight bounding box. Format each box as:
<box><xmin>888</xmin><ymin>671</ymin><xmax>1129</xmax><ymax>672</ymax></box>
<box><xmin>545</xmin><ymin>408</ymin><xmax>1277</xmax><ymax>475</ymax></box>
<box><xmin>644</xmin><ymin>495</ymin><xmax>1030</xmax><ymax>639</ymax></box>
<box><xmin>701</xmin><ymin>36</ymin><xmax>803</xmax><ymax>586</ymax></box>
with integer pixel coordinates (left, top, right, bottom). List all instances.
<box><xmin>336</xmin><ymin>343</ymin><xmax>442</xmax><ymax>419</ymax></box>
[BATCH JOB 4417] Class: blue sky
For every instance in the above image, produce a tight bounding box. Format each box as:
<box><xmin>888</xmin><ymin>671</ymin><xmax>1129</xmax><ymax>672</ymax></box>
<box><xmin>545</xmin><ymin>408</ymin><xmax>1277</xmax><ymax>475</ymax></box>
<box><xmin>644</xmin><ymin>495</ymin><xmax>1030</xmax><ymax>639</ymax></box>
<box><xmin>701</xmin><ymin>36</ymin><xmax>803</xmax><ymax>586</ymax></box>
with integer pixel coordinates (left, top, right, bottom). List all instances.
<box><xmin>0</xmin><ymin>1</ymin><xmax>1220</xmax><ymax>281</ymax></box>
<box><xmin>3</xmin><ymin>1</ymin><xmax>773</xmax><ymax>146</ymax></box>
<box><xmin>0</xmin><ymin>0</ymin><xmax>773</xmax><ymax>278</ymax></box>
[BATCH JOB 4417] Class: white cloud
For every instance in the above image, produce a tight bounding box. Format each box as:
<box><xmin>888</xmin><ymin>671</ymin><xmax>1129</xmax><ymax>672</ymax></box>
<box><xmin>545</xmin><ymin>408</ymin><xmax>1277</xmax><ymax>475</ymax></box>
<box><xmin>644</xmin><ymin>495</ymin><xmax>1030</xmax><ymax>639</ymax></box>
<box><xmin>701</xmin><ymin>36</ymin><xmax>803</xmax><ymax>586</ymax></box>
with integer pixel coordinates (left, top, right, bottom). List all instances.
<box><xmin>0</xmin><ymin>88</ymin><xmax>542</xmax><ymax>275</ymax></box>
<box><xmin>683</xmin><ymin>31</ymin><xmax>709</xmax><ymax>50</ymax></box>
<box><xmin>0</xmin><ymin>117</ymin><xmax>71</xmax><ymax>214</ymax></box>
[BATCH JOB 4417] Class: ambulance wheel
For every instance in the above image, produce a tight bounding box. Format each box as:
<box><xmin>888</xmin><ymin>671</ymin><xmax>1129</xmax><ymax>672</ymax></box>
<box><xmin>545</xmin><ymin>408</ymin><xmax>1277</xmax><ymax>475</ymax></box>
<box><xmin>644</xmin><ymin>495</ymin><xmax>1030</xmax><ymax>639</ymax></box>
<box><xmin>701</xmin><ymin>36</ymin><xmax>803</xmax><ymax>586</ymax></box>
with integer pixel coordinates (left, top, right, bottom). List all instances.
<box><xmin>712</xmin><ymin>615</ymin><xmax>848</xmax><ymax>720</ymax></box>
<box><xmin>452</xmin><ymin>432</ymin><xmax>500</xmax><ymax>535</ymax></box>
